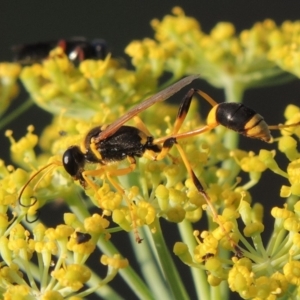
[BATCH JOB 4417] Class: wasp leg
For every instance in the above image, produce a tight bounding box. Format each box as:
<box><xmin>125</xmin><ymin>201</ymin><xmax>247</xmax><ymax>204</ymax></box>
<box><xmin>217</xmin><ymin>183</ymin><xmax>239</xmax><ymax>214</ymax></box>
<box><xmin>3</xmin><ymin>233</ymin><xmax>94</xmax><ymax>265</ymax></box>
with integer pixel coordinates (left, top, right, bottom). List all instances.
<box><xmin>159</xmin><ymin>138</ymin><xmax>214</xmax><ymax>215</ymax></box>
<box><xmin>172</xmin><ymin>88</ymin><xmax>196</xmax><ymax>134</ymax></box>
<box><xmin>148</xmin><ymin>86</ymin><xmax>240</xmax><ymax>252</ymax></box>
<box><xmin>196</xmin><ymin>90</ymin><xmax>218</xmax><ymax>107</ymax></box>
<box><xmin>268</xmin><ymin>121</ymin><xmax>300</xmax><ymax>131</ymax></box>
<box><xmin>164</xmin><ymin>137</ymin><xmax>240</xmax><ymax>252</ymax></box>
<box><xmin>167</xmin><ymin>124</ymin><xmax>217</xmax><ymax>141</ymax></box>
<box><xmin>154</xmin><ymin>88</ymin><xmax>218</xmax><ymax>145</ymax></box>
<box><xmin>82</xmin><ymin>157</ymin><xmax>142</xmax><ymax>243</ymax></box>
<box><xmin>134</xmin><ymin>88</ymin><xmax>217</xmax><ymax>155</ymax></box>
<box><xmin>133</xmin><ymin>116</ymin><xmax>153</xmax><ymax>136</ymax></box>
<box><xmin>172</xmin><ymin>88</ymin><xmax>218</xmax><ymax>135</ymax></box>
<box><xmin>169</xmin><ymin>89</ymin><xmax>218</xmax><ymax>141</ymax></box>
<box><xmin>106</xmin><ymin>157</ymin><xmax>142</xmax><ymax>243</ymax></box>
<box><xmin>81</xmin><ymin>156</ymin><xmax>136</xmax><ymax>189</ymax></box>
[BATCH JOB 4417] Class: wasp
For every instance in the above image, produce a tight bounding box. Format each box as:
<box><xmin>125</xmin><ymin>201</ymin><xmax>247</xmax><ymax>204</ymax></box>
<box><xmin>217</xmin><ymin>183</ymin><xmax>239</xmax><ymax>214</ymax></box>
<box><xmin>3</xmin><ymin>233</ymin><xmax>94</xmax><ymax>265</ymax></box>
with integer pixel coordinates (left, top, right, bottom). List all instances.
<box><xmin>12</xmin><ymin>37</ymin><xmax>107</xmax><ymax>65</ymax></box>
<box><xmin>18</xmin><ymin>74</ymin><xmax>299</xmax><ymax>246</ymax></box>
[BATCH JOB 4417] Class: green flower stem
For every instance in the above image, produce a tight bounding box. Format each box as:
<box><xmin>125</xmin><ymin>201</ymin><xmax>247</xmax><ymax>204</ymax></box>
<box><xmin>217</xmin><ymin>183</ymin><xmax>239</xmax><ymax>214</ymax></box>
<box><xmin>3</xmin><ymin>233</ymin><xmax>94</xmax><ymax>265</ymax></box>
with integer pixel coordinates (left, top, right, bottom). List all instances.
<box><xmin>47</xmin><ymin>248</ymin><xmax>68</xmax><ymax>291</ymax></box>
<box><xmin>271</xmin><ymin>235</ymin><xmax>292</xmax><ymax>261</ymax></box>
<box><xmin>251</xmin><ymin>234</ymin><xmax>267</xmax><ymax>258</ymax></box>
<box><xmin>178</xmin><ymin>220</ymin><xmax>211</xmax><ymax>300</ymax></box>
<box><xmin>67</xmin><ymin>195</ymin><xmax>155</xmax><ymax>300</ymax></box>
<box><xmin>10</xmin><ymin>259</ymin><xmax>41</xmax><ymax>292</ymax></box>
<box><xmin>75</xmin><ymin>269</ymin><xmax>123</xmax><ymax>299</ymax></box>
<box><xmin>0</xmin><ymin>98</ymin><xmax>34</xmax><ymax>131</ymax></box>
<box><xmin>19</xmin><ymin>256</ymin><xmax>39</xmax><ymax>291</ymax></box>
<box><xmin>131</xmin><ymin>227</ymin><xmax>172</xmax><ymax>300</ymax></box>
<box><xmin>36</xmin><ymin>251</ymin><xmax>50</xmax><ymax>290</ymax></box>
<box><xmin>151</xmin><ymin>218</ymin><xmax>190</xmax><ymax>300</ymax></box>
<box><xmin>66</xmin><ymin>193</ymin><xmax>91</xmax><ymax>219</ymax></box>
<box><xmin>267</xmin><ymin>226</ymin><xmax>287</xmax><ymax>256</ymax></box>
<box><xmin>211</xmin><ymin>283</ymin><xmax>222</xmax><ymax>300</ymax></box>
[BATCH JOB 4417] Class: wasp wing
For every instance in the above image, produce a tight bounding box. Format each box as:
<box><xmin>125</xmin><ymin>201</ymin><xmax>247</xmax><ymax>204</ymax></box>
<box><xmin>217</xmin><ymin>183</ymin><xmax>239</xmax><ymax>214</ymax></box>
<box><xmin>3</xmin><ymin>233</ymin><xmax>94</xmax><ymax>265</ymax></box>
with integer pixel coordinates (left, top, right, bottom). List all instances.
<box><xmin>96</xmin><ymin>75</ymin><xmax>199</xmax><ymax>141</ymax></box>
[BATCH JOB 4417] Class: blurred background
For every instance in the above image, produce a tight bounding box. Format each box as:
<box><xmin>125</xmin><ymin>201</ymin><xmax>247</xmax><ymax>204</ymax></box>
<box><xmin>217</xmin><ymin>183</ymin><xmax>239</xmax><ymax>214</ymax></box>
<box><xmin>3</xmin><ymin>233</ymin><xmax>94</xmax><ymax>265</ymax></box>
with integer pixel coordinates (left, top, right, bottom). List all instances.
<box><xmin>1</xmin><ymin>1</ymin><xmax>300</xmax><ymax>299</ymax></box>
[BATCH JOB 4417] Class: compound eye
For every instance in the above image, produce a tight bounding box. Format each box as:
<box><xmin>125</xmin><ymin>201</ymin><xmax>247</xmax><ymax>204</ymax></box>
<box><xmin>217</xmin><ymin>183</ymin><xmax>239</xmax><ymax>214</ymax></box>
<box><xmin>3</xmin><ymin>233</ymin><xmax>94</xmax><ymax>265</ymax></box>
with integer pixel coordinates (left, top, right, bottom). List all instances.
<box><xmin>62</xmin><ymin>146</ymin><xmax>85</xmax><ymax>176</ymax></box>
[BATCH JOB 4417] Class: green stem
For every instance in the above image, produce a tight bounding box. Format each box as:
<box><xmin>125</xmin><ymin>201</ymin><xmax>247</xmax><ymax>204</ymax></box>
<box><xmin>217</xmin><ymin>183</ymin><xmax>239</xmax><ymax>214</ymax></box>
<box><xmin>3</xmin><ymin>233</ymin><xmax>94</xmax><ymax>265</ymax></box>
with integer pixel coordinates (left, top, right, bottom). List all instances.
<box><xmin>211</xmin><ymin>284</ymin><xmax>221</xmax><ymax>299</ymax></box>
<box><xmin>178</xmin><ymin>220</ymin><xmax>210</xmax><ymax>300</ymax></box>
<box><xmin>131</xmin><ymin>227</ymin><xmax>172</xmax><ymax>300</ymax></box>
<box><xmin>0</xmin><ymin>98</ymin><xmax>34</xmax><ymax>131</ymax></box>
<box><xmin>116</xmin><ymin>244</ymin><xmax>156</xmax><ymax>300</ymax></box>
<box><xmin>151</xmin><ymin>218</ymin><xmax>190</xmax><ymax>300</ymax></box>
<box><xmin>74</xmin><ymin>269</ymin><xmax>124</xmax><ymax>300</ymax></box>
<box><xmin>267</xmin><ymin>226</ymin><xmax>287</xmax><ymax>256</ymax></box>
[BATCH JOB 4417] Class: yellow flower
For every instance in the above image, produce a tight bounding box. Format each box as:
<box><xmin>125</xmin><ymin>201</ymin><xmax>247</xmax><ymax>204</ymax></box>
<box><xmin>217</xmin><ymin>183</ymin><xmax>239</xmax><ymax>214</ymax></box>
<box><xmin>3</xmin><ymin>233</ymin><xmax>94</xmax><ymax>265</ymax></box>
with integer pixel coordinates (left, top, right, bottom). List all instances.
<box><xmin>41</xmin><ymin>290</ymin><xmax>64</xmax><ymax>300</ymax></box>
<box><xmin>51</xmin><ymin>264</ymin><xmax>91</xmax><ymax>291</ymax></box>
<box><xmin>228</xmin><ymin>258</ymin><xmax>256</xmax><ymax>298</ymax></box>
<box><xmin>284</xmin><ymin>261</ymin><xmax>300</xmax><ymax>285</ymax></box>
<box><xmin>3</xmin><ymin>284</ymin><xmax>31</xmax><ymax>299</ymax></box>
<box><xmin>0</xmin><ymin>63</ymin><xmax>21</xmax><ymax>115</ymax></box>
<box><xmin>83</xmin><ymin>214</ymin><xmax>110</xmax><ymax>234</ymax></box>
<box><xmin>101</xmin><ymin>254</ymin><xmax>129</xmax><ymax>269</ymax></box>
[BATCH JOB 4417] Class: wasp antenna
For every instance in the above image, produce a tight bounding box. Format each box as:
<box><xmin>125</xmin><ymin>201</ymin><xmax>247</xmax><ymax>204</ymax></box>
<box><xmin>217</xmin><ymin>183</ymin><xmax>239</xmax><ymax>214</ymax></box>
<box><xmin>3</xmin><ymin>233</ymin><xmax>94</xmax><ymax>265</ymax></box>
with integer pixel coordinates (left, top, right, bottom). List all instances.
<box><xmin>18</xmin><ymin>162</ymin><xmax>58</xmax><ymax>208</ymax></box>
<box><xmin>25</xmin><ymin>209</ymin><xmax>40</xmax><ymax>223</ymax></box>
<box><xmin>19</xmin><ymin>196</ymin><xmax>37</xmax><ymax>208</ymax></box>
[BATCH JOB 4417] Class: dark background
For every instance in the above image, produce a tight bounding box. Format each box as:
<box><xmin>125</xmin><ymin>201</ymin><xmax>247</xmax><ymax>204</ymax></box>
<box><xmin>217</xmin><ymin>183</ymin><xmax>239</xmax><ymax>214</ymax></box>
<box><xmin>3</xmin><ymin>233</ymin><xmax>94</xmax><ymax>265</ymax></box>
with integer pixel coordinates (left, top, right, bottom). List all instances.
<box><xmin>1</xmin><ymin>1</ymin><xmax>300</xmax><ymax>299</ymax></box>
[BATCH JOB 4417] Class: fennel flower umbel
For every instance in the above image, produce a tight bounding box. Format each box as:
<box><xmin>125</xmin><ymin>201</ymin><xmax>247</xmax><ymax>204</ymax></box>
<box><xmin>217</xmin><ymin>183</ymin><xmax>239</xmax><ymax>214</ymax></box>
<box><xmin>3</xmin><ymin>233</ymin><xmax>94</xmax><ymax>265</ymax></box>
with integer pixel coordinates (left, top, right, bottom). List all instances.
<box><xmin>0</xmin><ymin>7</ymin><xmax>300</xmax><ymax>300</ymax></box>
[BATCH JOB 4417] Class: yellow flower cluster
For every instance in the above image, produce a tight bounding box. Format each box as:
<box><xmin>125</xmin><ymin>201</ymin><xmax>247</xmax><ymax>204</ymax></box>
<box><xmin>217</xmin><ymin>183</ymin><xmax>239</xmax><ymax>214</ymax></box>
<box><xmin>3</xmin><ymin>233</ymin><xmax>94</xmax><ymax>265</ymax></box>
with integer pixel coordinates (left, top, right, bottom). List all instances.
<box><xmin>268</xmin><ymin>21</ymin><xmax>300</xmax><ymax>77</ymax></box>
<box><xmin>126</xmin><ymin>7</ymin><xmax>298</xmax><ymax>93</ymax></box>
<box><xmin>18</xmin><ymin>47</ymin><xmax>159</xmax><ymax>122</ymax></box>
<box><xmin>0</xmin><ymin>63</ymin><xmax>21</xmax><ymax>117</ymax></box>
<box><xmin>0</xmin><ymin>7</ymin><xmax>300</xmax><ymax>299</ymax></box>
<box><xmin>0</xmin><ymin>214</ymin><xmax>126</xmax><ymax>298</ymax></box>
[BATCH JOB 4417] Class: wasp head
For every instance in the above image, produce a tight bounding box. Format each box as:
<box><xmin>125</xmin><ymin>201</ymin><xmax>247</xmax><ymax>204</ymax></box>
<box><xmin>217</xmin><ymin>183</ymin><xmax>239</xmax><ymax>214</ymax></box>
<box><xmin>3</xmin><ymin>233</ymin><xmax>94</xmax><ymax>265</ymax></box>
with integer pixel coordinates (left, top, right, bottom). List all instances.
<box><xmin>62</xmin><ymin>146</ymin><xmax>86</xmax><ymax>186</ymax></box>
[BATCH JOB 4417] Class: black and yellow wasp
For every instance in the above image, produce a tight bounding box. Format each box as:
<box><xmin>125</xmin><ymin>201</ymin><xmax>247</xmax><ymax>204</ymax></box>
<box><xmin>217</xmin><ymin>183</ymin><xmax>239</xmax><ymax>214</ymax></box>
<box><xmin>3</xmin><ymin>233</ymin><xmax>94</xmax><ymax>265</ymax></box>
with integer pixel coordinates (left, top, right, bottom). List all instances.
<box><xmin>18</xmin><ymin>74</ymin><xmax>300</xmax><ymax>244</ymax></box>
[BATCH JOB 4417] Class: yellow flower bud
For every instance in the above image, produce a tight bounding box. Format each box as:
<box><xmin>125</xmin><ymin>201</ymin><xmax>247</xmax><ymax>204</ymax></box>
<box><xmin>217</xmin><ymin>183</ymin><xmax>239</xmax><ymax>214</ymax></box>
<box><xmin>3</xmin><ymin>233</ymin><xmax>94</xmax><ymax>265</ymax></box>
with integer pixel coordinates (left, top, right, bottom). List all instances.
<box><xmin>284</xmin><ymin>261</ymin><xmax>300</xmax><ymax>285</ymax></box>
<box><xmin>284</xmin><ymin>217</ymin><xmax>300</xmax><ymax>232</ymax></box>
<box><xmin>84</xmin><ymin>214</ymin><xmax>110</xmax><ymax>234</ymax></box>
<box><xmin>51</xmin><ymin>264</ymin><xmax>91</xmax><ymax>291</ymax></box>
<box><xmin>41</xmin><ymin>290</ymin><xmax>64</xmax><ymax>300</ymax></box>
<box><xmin>243</xmin><ymin>222</ymin><xmax>264</xmax><ymax>237</ymax></box>
<box><xmin>100</xmin><ymin>254</ymin><xmax>129</xmax><ymax>269</ymax></box>
<box><xmin>165</xmin><ymin>206</ymin><xmax>186</xmax><ymax>223</ymax></box>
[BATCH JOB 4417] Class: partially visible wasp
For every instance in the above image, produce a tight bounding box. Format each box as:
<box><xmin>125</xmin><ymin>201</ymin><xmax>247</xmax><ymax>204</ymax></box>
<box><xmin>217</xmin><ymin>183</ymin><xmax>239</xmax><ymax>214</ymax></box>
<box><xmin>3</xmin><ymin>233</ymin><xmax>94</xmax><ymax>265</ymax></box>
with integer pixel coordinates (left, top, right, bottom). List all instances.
<box><xmin>12</xmin><ymin>37</ymin><xmax>107</xmax><ymax>65</ymax></box>
<box><xmin>18</xmin><ymin>74</ymin><xmax>300</xmax><ymax>247</ymax></box>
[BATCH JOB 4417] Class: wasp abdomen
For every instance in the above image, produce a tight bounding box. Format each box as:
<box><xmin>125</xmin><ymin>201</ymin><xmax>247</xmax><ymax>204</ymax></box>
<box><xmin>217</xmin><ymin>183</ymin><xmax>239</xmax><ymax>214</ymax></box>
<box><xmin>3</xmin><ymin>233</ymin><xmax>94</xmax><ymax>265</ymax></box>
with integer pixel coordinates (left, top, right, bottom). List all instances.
<box><xmin>216</xmin><ymin>103</ymin><xmax>272</xmax><ymax>142</ymax></box>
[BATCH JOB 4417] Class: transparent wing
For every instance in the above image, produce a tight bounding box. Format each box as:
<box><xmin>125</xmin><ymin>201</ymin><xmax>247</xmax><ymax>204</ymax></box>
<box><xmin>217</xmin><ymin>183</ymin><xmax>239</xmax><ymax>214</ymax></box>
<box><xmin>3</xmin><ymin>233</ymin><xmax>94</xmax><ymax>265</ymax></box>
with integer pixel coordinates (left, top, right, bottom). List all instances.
<box><xmin>96</xmin><ymin>75</ymin><xmax>199</xmax><ymax>141</ymax></box>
